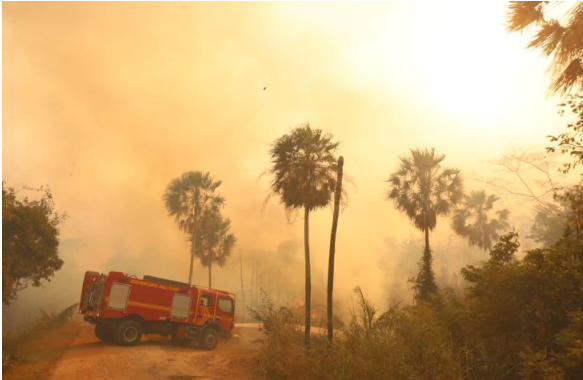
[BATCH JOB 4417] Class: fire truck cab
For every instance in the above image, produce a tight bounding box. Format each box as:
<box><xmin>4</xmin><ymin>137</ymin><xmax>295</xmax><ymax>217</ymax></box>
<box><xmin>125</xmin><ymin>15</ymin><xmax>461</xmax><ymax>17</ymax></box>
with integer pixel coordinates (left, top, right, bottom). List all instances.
<box><xmin>79</xmin><ymin>271</ymin><xmax>235</xmax><ymax>350</ymax></box>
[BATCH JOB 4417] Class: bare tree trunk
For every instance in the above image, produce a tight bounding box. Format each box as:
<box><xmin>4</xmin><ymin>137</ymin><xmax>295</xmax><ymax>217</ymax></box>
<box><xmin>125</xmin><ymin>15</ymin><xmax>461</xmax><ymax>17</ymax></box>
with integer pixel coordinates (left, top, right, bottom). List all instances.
<box><xmin>304</xmin><ymin>206</ymin><xmax>311</xmax><ymax>348</ymax></box>
<box><xmin>327</xmin><ymin>156</ymin><xmax>344</xmax><ymax>344</ymax></box>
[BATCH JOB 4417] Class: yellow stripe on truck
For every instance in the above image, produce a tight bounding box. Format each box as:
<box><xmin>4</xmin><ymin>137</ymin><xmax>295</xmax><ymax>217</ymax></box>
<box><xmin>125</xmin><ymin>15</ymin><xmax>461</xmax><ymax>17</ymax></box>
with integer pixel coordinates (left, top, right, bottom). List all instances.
<box><xmin>128</xmin><ymin>300</ymin><xmax>171</xmax><ymax>312</ymax></box>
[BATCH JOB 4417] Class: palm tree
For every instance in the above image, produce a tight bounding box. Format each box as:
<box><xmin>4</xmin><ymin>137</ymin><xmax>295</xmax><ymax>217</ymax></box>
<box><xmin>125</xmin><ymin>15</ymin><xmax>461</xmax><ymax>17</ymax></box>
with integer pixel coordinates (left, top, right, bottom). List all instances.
<box><xmin>195</xmin><ymin>211</ymin><xmax>236</xmax><ymax>288</ymax></box>
<box><xmin>507</xmin><ymin>2</ymin><xmax>583</xmax><ymax>94</ymax></box>
<box><xmin>327</xmin><ymin>156</ymin><xmax>344</xmax><ymax>344</ymax></box>
<box><xmin>451</xmin><ymin>190</ymin><xmax>510</xmax><ymax>252</ymax></box>
<box><xmin>164</xmin><ymin>171</ymin><xmax>224</xmax><ymax>285</ymax></box>
<box><xmin>267</xmin><ymin>123</ymin><xmax>339</xmax><ymax>347</ymax></box>
<box><xmin>387</xmin><ymin>148</ymin><xmax>463</xmax><ymax>301</ymax></box>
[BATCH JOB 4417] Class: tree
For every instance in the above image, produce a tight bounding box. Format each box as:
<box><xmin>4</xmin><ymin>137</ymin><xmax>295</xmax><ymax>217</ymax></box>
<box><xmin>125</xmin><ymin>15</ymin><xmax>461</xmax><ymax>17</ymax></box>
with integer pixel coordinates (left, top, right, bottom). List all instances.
<box><xmin>548</xmin><ymin>93</ymin><xmax>583</xmax><ymax>174</ymax></box>
<box><xmin>451</xmin><ymin>190</ymin><xmax>510</xmax><ymax>251</ymax></box>
<box><xmin>195</xmin><ymin>211</ymin><xmax>236</xmax><ymax>288</ymax></box>
<box><xmin>461</xmin><ymin>217</ymin><xmax>583</xmax><ymax>380</ymax></box>
<box><xmin>163</xmin><ymin>172</ymin><xmax>224</xmax><ymax>285</ymax></box>
<box><xmin>530</xmin><ymin>199</ymin><xmax>569</xmax><ymax>247</ymax></box>
<box><xmin>507</xmin><ymin>2</ymin><xmax>583</xmax><ymax>95</ymax></box>
<box><xmin>387</xmin><ymin>148</ymin><xmax>463</xmax><ymax>301</ymax></box>
<box><xmin>327</xmin><ymin>156</ymin><xmax>344</xmax><ymax>344</ymax></box>
<box><xmin>558</xmin><ymin>183</ymin><xmax>583</xmax><ymax>249</ymax></box>
<box><xmin>475</xmin><ymin>149</ymin><xmax>559</xmax><ymax>205</ymax></box>
<box><xmin>267</xmin><ymin>123</ymin><xmax>339</xmax><ymax>347</ymax></box>
<box><xmin>2</xmin><ymin>183</ymin><xmax>67</xmax><ymax>305</ymax></box>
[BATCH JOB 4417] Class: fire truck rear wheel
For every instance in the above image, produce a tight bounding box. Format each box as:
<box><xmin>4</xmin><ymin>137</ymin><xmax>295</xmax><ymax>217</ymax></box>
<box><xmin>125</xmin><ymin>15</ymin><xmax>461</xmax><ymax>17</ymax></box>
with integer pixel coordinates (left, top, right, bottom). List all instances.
<box><xmin>199</xmin><ymin>328</ymin><xmax>219</xmax><ymax>351</ymax></box>
<box><xmin>115</xmin><ymin>320</ymin><xmax>143</xmax><ymax>347</ymax></box>
<box><xmin>95</xmin><ymin>324</ymin><xmax>113</xmax><ymax>342</ymax></box>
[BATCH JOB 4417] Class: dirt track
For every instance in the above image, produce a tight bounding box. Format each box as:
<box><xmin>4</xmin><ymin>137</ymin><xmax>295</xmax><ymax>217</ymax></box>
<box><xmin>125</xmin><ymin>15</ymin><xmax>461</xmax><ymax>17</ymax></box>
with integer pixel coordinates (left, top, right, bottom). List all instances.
<box><xmin>49</xmin><ymin>322</ymin><xmax>264</xmax><ymax>380</ymax></box>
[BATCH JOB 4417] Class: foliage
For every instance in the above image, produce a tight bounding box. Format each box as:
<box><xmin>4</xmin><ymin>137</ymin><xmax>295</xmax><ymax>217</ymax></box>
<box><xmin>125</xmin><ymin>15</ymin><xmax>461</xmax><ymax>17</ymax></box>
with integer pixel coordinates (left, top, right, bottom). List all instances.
<box><xmin>163</xmin><ymin>171</ymin><xmax>225</xmax><ymax>284</ymax></box>
<box><xmin>267</xmin><ymin>124</ymin><xmax>339</xmax><ymax>214</ymax></box>
<box><xmin>2</xmin><ymin>183</ymin><xmax>67</xmax><ymax>305</ymax></box>
<box><xmin>194</xmin><ymin>210</ymin><xmax>236</xmax><ymax>287</ymax></box>
<box><xmin>3</xmin><ymin>304</ymin><xmax>78</xmax><ymax>373</ymax></box>
<box><xmin>507</xmin><ymin>2</ymin><xmax>583</xmax><ymax>95</ymax></box>
<box><xmin>387</xmin><ymin>148</ymin><xmax>463</xmax><ymax>236</ymax></box>
<box><xmin>251</xmin><ymin>295</ymin><xmax>314</xmax><ymax>380</ymax></box>
<box><xmin>266</xmin><ymin>123</ymin><xmax>340</xmax><ymax>347</ymax></box>
<box><xmin>548</xmin><ymin>94</ymin><xmax>583</xmax><ymax>174</ymax></box>
<box><xmin>256</xmin><ymin>198</ymin><xmax>583</xmax><ymax>380</ymax></box>
<box><xmin>352</xmin><ymin>286</ymin><xmax>377</xmax><ymax>332</ymax></box>
<box><xmin>452</xmin><ymin>190</ymin><xmax>510</xmax><ymax>251</ymax></box>
<box><xmin>530</xmin><ymin>200</ymin><xmax>569</xmax><ymax>247</ymax></box>
<box><xmin>387</xmin><ymin>147</ymin><xmax>463</xmax><ymax>301</ymax></box>
<box><xmin>410</xmin><ymin>246</ymin><xmax>438</xmax><ymax>301</ymax></box>
<box><xmin>460</xmin><ymin>203</ymin><xmax>583</xmax><ymax>380</ymax></box>
<box><xmin>35</xmin><ymin>303</ymin><xmax>78</xmax><ymax>330</ymax></box>
<box><xmin>557</xmin><ymin>183</ymin><xmax>583</xmax><ymax>248</ymax></box>
<box><xmin>255</xmin><ymin>180</ymin><xmax>583</xmax><ymax>380</ymax></box>
<box><xmin>254</xmin><ymin>291</ymin><xmax>463</xmax><ymax>380</ymax></box>
<box><xmin>461</xmin><ymin>232</ymin><xmax>526</xmax><ymax>379</ymax></box>
<box><xmin>554</xmin><ymin>311</ymin><xmax>583</xmax><ymax>378</ymax></box>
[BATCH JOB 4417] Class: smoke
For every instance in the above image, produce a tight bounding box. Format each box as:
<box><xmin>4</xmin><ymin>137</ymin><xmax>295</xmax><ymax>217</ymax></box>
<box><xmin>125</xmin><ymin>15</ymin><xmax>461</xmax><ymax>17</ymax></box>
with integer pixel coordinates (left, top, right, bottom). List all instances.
<box><xmin>2</xmin><ymin>2</ymin><xmax>569</xmax><ymax>326</ymax></box>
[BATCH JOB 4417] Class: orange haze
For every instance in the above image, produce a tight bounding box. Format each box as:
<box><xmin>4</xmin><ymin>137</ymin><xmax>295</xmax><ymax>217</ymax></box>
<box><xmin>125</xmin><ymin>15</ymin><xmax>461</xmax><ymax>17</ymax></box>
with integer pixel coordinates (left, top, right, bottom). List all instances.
<box><xmin>2</xmin><ymin>2</ymin><xmax>570</xmax><ymax>326</ymax></box>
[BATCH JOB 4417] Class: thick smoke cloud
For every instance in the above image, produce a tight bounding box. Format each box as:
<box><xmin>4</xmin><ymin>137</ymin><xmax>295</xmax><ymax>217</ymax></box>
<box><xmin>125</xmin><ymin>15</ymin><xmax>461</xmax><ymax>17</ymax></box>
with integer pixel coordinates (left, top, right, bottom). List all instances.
<box><xmin>3</xmin><ymin>2</ymin><xmax>567</xmax><ymax>327</ymax></box>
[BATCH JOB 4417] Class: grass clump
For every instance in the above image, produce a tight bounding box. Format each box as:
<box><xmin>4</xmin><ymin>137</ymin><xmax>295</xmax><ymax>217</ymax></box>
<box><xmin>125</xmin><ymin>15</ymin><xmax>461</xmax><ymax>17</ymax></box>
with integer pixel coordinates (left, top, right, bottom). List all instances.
<box><xmin>3</xmin><ymin>304</ymin><xmax>80</xmax><ymax>379</ymax></box>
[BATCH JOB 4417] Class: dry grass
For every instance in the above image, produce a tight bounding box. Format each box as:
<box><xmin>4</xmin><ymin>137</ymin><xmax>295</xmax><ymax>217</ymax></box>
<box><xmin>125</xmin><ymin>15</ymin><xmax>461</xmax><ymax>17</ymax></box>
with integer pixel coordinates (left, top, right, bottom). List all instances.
<box><xmin>252</xmin><ymin>292</ymin><xmax>465</xmax><ymax>380</ymax></box>
<box><xmin>3</xmin><ymin>305</ymin><xmax>81</xmax><ymax>380</ymax></box>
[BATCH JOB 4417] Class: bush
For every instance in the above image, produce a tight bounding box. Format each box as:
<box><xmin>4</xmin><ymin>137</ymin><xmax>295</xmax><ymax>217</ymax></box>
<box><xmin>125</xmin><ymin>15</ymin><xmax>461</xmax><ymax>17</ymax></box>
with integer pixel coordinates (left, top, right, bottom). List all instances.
<box><xmin>2</xmin><ymin>304</ymin><xmax>78</xmax><ymax>372</ymax></box>
<box><xmin>253</xmin><ymin>291</ymin><xmax>464</xmax><ymax>380</ymax></box>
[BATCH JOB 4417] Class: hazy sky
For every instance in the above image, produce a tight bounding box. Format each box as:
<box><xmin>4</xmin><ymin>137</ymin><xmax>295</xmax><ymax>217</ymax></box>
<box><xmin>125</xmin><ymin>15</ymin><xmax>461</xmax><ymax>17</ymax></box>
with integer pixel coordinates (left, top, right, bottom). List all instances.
<box><xmin>2</xmin><ymin>2</ymin><xmax>569</xmax><ymax>312</ymax></box>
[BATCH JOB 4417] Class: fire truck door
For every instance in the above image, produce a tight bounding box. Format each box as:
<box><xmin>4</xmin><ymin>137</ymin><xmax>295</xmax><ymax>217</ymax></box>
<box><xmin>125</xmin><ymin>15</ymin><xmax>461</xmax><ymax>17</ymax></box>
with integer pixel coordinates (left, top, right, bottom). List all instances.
<box><xmin>195</xmin><ymin>293</ymin><xmax>213</xmax><ymax>325</ymax></box>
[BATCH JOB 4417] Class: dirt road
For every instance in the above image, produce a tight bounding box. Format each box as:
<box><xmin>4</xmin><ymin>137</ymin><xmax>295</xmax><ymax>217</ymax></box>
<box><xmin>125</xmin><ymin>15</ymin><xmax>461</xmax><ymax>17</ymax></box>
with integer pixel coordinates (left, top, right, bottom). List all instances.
<box><xmin>49</xmin><ymin>322</ymin><xmax>264</xmax><ymax>380</ymax></box>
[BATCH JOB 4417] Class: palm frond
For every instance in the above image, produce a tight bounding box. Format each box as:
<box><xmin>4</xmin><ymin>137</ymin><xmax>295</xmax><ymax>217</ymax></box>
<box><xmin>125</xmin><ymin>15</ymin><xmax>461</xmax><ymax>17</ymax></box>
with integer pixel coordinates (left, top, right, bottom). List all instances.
<box><xmin>387</xmin><ymin>148</ymin><xmax>462</xmax><ymax>234</ymax></box>
<box><xmin>506</xmin><ymin>1</ymin><xmax>544</xmax><ymax>32</ymax></box>
<box><xmin>267</xmin><ymin>123</ymin><xmax>340</xmax><ymax>212</ymax></box>
<box><xmin>527</xmin><ymin>20</ymin><xmax>565</xmax><ymax>56</ymax></box>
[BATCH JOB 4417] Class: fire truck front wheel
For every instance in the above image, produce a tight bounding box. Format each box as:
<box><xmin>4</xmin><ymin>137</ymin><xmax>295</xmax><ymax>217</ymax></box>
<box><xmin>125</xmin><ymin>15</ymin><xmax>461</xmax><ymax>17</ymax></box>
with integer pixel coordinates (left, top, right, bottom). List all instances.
<box><xmin>95</xmin><ymin>324</ymin><xmax>113</xmax><ymax>342</ymax></box>
<box><xmin>199</xmin><ymin>328</ymin><xmax>219</xmax><ymax>351</ymax></box>
<box><xmin>115</xmin><ymin>320</ymin><xmax>143</xmax><ymax>347</ymax></box>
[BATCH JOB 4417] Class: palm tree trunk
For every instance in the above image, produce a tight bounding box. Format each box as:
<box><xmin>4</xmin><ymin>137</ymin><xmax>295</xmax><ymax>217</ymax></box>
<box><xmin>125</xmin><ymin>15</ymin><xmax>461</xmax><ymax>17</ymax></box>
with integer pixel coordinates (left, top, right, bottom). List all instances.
<box><xmin>327</xmin><ymin>156</ymin><xmax>344</xmax><ymax>344</ymax></box>
<box><xmin>304</xmin><ymin>206</ymin><xmax>311</xmax><ymax>348</ymax></box>
<box><xmin>417</xmin><ymin>226</ymin><xmax>437</xmax><ymax>301</ymax></box>
<box><xmin>425</xmin><ymin>227</ymin><xmax>429</xmax><ymax>253</ymax></box>
<box><xmin>209</xmin><ymin>264</ymin><xmax>212</xmax><ymax>288</ymax></box>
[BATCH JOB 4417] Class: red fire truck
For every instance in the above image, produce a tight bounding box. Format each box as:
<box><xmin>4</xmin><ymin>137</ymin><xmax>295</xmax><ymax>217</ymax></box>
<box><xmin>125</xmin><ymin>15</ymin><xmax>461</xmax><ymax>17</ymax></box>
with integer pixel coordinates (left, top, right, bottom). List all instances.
<box><xmin>79</xmin><ymin>271</ymin><xmax>235</xmax><ymax>350</ymax></box>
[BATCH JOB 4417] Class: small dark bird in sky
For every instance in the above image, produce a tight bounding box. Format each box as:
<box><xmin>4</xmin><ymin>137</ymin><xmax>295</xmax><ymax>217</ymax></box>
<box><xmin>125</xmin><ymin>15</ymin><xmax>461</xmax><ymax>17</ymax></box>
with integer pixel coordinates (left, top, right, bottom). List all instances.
<box><xmin>263</xmin><ymin>87</ymin><xmax>266</xmax><ymax>90</ymax></box>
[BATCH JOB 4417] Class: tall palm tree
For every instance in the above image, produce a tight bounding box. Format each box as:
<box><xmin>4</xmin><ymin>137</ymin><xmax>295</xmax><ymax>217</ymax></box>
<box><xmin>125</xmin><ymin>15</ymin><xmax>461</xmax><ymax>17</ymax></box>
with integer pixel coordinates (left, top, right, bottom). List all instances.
<box><xmin>451</xmin><ymin>190</ymin><xmax>510</xmax><ymax>252</ymax></box>
<box><xmin>164</xmin><ymin>171</ymin><xmax>224</xmax><ymax>285</ymax></box>
<box><xmin>267</xmin><ymin>123</ymin><xmax>339</xmax><ymax>347</ymax></box>
<box><xmin>507</xmin><ymin>2</ymin><xmax>583</xmax><ymax>94</ymax></box>
<box><xmin>195</xmin><ymin>211</ymin><xmax>236</xmax><ymax>288</ymax></box>
<box><xmin>387</xmin><ymin>148</ymin><xmax>463</xmax><ymax>301</ymax></box>
<box><xmin>327</xmin><ymin>156</ymin><xmax>344</xmax><ymax>344</ymax></box>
